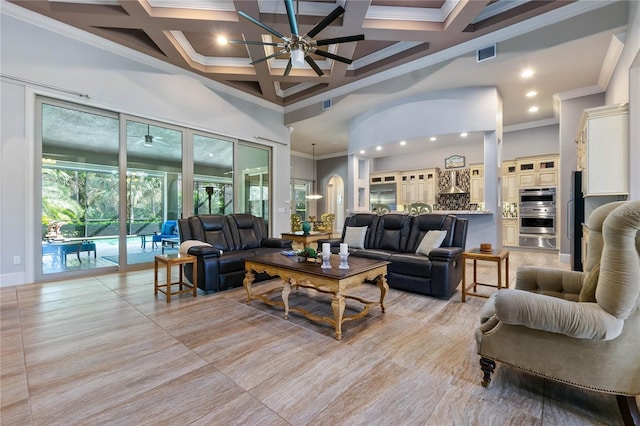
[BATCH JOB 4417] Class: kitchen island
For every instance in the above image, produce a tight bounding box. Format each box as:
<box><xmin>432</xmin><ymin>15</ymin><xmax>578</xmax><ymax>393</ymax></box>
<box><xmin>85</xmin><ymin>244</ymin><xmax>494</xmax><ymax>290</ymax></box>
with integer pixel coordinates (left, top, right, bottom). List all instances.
<box><xmin>433</xmin><ymin>210</ymin><xmax>496</xmax><ymax>250</ymax></box>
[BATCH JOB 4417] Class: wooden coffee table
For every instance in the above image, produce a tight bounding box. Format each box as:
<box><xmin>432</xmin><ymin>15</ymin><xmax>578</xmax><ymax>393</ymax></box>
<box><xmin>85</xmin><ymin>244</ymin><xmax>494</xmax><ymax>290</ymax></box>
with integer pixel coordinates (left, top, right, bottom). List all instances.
<box><xmin>244</xmin><ymin>253</ymin><xmax>389</xmax><ymax>340</ymax></box>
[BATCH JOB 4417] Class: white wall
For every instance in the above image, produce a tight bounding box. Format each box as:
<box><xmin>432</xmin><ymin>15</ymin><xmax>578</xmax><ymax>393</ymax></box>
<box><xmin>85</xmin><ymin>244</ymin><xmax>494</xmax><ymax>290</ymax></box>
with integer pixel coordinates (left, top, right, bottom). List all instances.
<box><xmin>0</xmin><ymin>10</ymin><xmax>290</xmax><ymax>286</ymax></box>
<box><xmin>502</xmin><ymin>125</ymin><xmax>559</xmax><ymax>160</ymax></box>
<box><xmin>606</xmin><ymin>0</ymin><xmax>640</xmax><ymax>200</ymax></box>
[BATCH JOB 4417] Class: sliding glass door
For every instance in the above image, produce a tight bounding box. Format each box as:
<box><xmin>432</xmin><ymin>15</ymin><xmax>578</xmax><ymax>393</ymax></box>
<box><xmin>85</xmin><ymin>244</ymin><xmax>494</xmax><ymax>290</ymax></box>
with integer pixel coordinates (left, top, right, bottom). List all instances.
<box><xmin>39</xmin><ymin>100</ymin><xmax>120</xmax><ymax>276</ymax></box>
<box><xmin>36</xmin><ymin>97</ymin><xmax>273</xmax><ymax>279</ymax></box>
<box><xmin>125</xmin><ymin>119</ymin><xmax>183</xmax><ymax>264</ymax></box>
<box><xmin>237</xmin><ymin>143</ymin><xmax>270</xmax><ymax>228</ymax></box>
<box><xmin>193</xmin><ymin>134</ymin><xmax>234</xmax><ymax>215</ymax></box>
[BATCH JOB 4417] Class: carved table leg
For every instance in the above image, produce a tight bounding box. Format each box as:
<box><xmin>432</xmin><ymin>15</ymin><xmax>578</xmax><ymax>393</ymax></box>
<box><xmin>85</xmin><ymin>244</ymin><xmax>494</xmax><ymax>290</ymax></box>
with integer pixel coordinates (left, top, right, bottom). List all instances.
<box><xmin>480</xmin><ymin>357</ymin><xmax>496</xmax><ymax>388</ymax></box>
<box><xmin>331</xmin><ymin>293</ymin><xmax>346</xmax><ymax>340</ymax></box>
<box><xmin>243</xmin><ymin>270</ymin><xmax>255</xmax><ymax>304</ymax></box>
<box><xmin>376</xmin><ymin>274</ymin><xmax>389</xmax><ymax>313</ymax></box>
<box><xmin>282</xmin><ymin>278</ymin><xmax>294</xmax><ymax>319</ymax></box>
<box><xmin>617</xmin><ymin>395</ymin><xmax>640</xmax><ymax>426</ymax></box>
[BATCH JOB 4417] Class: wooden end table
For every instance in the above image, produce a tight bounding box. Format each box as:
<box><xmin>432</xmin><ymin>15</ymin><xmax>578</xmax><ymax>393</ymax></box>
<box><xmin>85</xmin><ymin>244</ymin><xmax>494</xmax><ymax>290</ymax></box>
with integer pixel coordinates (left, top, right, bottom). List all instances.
<box><xmin>461</xmin><ymin>248</ymin><xmax>509</xmax><ymax>302</ymax></box>
<box><xmin>154</xmin><ymin>253</ymin><xmax>197</xmax><ymax>302</ymax></box>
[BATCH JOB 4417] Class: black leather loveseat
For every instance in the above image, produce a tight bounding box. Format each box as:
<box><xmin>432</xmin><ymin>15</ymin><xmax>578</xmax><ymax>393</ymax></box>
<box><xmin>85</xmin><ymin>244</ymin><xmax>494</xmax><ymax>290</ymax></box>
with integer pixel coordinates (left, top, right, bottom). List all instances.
<box><xmin>177</xmin><ymin>214</ymin><xmax>293</xmax><ymax>293</ymax></box>
<box><xmin>318</xmin><ymin>213</ymin><xmax>468</xmax><ymax>298</ymax></box>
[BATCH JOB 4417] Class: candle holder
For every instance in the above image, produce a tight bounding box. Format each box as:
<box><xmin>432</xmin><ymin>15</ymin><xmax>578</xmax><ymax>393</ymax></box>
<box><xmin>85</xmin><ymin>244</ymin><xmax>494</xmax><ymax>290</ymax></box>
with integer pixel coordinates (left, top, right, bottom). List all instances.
<box><xmin>339</xmin><ymin>252</ymin><xmax>350</xmax><ymax>269</ymax></box>
<box><xmin>321</xmin><ymin>252</ymin><xmax>331</xmax><ymax>269</ymax></box>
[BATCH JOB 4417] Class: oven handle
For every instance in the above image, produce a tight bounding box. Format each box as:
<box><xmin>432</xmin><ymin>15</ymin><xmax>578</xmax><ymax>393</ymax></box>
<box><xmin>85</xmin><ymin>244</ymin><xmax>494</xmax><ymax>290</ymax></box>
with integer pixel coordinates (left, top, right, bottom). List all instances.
<box><xmin>567</xmin><ymin>199</ymin><xmax>573</xmax><ymax>240</ymax></box>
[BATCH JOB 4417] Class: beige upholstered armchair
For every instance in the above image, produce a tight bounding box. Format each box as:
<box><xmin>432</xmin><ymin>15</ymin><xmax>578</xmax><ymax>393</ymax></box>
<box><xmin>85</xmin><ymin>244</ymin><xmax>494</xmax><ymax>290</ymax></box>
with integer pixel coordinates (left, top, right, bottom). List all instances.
<box><xmin>476</xmin><ymin>201</ymin><xmax>640</xmax><ymax>424</ymax></box>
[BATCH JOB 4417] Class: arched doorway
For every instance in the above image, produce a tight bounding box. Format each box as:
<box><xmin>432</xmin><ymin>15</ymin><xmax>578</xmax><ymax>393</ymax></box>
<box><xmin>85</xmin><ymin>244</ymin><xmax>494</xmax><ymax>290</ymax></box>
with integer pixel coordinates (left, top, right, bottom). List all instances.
<box><xmin>326</xmin><ymin>176</ymin><xmax>345</xmax><ymax>233</ymax></box>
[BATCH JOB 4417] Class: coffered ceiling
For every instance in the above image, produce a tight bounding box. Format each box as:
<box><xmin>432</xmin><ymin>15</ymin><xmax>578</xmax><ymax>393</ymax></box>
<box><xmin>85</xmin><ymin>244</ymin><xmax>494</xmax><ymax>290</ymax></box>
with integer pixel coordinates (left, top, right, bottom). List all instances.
<box><xmin>5</xmin><ymin>1</ymin><xmax>631</xmax><ymax>157</ymax></box>
<box><xmin>7</xmin><ymin>0</ymin><xmax>573</xmax><ymax>107</ymax></box>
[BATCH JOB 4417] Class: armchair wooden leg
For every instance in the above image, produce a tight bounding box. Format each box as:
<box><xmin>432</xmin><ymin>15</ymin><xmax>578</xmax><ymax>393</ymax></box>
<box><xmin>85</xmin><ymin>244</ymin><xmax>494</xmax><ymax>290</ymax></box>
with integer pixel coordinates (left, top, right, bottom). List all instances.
<box><xmin>480</xmin><ymin>357</ymin><xmax>496</xmax><ymax>388</ymax></box>
<box><xmin>617</xmin><ymin>395</ymin><xmax>639</xmax><ymax>426</ymax></box>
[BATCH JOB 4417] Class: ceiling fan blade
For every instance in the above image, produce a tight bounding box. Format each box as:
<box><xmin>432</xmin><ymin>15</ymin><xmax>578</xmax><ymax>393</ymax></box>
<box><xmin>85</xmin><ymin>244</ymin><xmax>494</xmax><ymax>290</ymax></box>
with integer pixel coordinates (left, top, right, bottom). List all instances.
<box><xmin>315</xmin><ymin>34</ymin><xmax>365</xmax><ymax>46</ymax></box>
<box><xmin>313</xmin><ymin>49</ymin><xmax>353</xmax><ymax>64</ymax></box>
<box><xmin>238</xmin><ymin>10</ymin><xmax>288</xmax><ymax>41</ymax></box>
<box><xmin>306</xmin><ymin>5</ymin><xmax>345</xmax><ymax>38</ymax></box>
<box><xmin>305</xmin><ymin>56</ymin><xmax>324</xmax><ymax>76</ymax></box>
<box><xmin>284</xmin><ymin>59</ymin><xmax>292</xmax><ymax>76</ymax></box>
<box><xmin>229</xmin><ymin>40</ymin><xmax>283</xmax><ymax>47</ymax></box>
<box><xmin>284</xmin><ymin>0</ymin><xmax>299</xmax><ymax>36</ymax></box>
<box><xmin>250</xmin><ymin>48</ymin><xmax>289</xmax><ymax>65</ymax></box>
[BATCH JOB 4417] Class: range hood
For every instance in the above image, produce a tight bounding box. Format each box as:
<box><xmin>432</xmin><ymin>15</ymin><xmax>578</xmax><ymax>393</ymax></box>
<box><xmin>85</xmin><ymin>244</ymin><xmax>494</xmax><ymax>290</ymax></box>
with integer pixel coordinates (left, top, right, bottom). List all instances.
<box><xmin>439</xmin><ymin>170</ymin><xmax>467</xmax><ymax>195</ymax></box>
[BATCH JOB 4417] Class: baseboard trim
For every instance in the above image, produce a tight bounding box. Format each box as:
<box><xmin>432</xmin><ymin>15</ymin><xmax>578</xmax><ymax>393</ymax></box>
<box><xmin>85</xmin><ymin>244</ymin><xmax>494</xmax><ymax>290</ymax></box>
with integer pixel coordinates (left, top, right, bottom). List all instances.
<box><xmin>0</xmin><ymin>272</ymin><xmax>27</xmax><ymax>287</ymax></box>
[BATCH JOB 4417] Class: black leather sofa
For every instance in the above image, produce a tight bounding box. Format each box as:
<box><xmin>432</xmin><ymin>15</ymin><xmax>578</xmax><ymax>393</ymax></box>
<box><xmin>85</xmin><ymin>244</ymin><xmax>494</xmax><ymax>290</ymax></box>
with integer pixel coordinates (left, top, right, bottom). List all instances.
<box><xmin>177</xmin><ymin>214</ymin><xmax>293</xmax><ymax>293</ymax></box>
<box><xmin>318</xmin><ymin>213</ymin><xmax>468</xmax><ymax>298</ymax></box>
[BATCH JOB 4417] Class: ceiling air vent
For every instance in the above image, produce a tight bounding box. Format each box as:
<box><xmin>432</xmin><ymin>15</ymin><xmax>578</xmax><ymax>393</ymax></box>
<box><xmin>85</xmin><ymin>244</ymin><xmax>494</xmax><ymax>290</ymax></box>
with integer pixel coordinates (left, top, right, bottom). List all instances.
<box><xmin>476</xmin><ymin>44</ymin><xmax>496</xmax><ymax>63</ymax></box>
<box><xmin>321</xmin><ymin>99</ymin><xmax>332</xmax><ymax>110</ymax></box>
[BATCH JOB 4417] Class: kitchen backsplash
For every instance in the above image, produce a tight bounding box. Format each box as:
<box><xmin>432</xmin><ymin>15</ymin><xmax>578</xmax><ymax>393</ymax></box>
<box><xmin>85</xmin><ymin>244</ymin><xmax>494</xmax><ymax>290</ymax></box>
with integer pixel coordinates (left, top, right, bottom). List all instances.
<box><xmin>503</xmin><ymin>202</ymin><xmax>518</xmax><ymax>218</ymax></box>
<box><xmin>436</xmin><ymin>168</ymin><xmax>470</xmax><ymax>210</ymax></box>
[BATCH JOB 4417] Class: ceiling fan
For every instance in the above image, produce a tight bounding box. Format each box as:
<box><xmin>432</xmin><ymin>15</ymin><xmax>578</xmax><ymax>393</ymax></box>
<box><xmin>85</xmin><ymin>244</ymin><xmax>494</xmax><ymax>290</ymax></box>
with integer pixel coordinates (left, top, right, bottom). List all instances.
<box><xmin>231</xmin><ymin>0</ymin><xmax>364</xmax><ymax>76</ymax></box>
<box><xmin>132</xmin><ymin>124</ymin><xmax>166</xmax><ymax>148</ymax></box>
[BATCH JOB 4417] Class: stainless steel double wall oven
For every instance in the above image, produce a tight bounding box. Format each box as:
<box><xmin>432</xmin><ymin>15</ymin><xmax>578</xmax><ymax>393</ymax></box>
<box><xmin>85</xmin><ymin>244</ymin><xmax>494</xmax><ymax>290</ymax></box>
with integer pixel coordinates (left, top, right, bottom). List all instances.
<box><xmin>519</xmin><ymin>187</ymin><xmax>557</xmax><ymax>248</ymax></box>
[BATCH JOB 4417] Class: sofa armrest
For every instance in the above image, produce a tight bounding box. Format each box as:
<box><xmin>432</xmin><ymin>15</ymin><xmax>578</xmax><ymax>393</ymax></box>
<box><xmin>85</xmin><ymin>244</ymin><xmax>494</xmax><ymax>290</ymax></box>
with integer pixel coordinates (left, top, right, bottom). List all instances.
<box><xmin>429</xmin><ymin>247</ymin><xmax>463</xmax><ymax>261</ymax></box>
<box><xmin>261</xmin><ymin>238</ymin><xmax>293</xmax><ymax>249</ymax></box>
<box><xmin>187</xmin><ymin>246</ymin><xmax>222</xmax><ymax>258</ymax></box>
<box><xmin>516</xmin><ymin>266</ymin><xmax>584</xmax><ymax>295</ymax></box>
<box><xmin>492</xmin><ymin>289</ymin><xmax>623</xmax><ymax>340</ymax></box>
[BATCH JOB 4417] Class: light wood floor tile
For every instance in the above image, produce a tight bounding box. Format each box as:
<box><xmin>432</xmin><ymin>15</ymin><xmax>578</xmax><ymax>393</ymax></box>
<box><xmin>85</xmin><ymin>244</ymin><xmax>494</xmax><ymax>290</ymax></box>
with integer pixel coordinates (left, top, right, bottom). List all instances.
<box><xmin>1</xmin><ymin>249</ymin><xmax>629</xmax><ymax>425</ymax></box>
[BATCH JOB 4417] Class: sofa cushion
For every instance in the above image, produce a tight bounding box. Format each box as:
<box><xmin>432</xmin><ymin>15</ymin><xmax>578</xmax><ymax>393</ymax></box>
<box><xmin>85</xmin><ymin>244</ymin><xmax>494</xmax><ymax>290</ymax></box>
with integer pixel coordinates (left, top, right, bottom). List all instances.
<box><xmin>416</xmin><ymin>230</ymin><xmax>447</xmax><ymax>256</ymax></box>
<box><xmin>197</xmin><ymin>215</ymin><xmax>233</xmax><ymax>251</ymax></box>
<box><xmin>388</xmin><ymin>253</ymin><xmax>433</xmax><ymax>277</ymax></box>
<box><xmin>373</xmin><ymin>214</ymin><xmax>411</xmax><ymax>252</ymax></box>
<box><xmin>579</xmin><ymin>263</ymin><xmax>600</xmax><ymax>303</ymax></box>
<box><xmin>227</xmin><ymin>214</ymin><xmax>262</xmax><ymax>250</ymax></box>
<box><xmin>344</xmin><ymin>226</ymin><xmax>367</xmax><ymax>249</ymax></box>
<box><xmin>351</xmin><ymin>249</ymin><xmax>393</xmax><ymax>261</ymax></box>
<box><xmin>218</xmin><ymin>251</ymin><xmax>253</xmax><ymax>274</ymax></box>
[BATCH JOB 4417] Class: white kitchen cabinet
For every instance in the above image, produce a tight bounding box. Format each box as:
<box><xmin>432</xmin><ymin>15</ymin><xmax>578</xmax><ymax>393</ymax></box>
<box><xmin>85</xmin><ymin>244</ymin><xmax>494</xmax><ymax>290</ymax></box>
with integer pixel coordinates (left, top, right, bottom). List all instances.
<box><xmin>502</xmin><ymin>161</ymin><xmax>518</xmax><ymax>203</ymax></box>
<box><xmin>576</xmin><ymin>104</ymin><xmax>629</xmax><ymax>196</ymax></box>
<box><xmin>516</xmin><ymin>155</ymin><xmax>558</xmax><ymax>188</ymax></box>
<box><xmin>399</xmin><ymin>169</ymin><xmax>437</xmax><ymax>205</ymax></box>
<box><xmin>370</xmin><ymin>172</ymin><xmax>398</xmax><ymax>185</ymax></box>
<box><xmin>503</xmin><ymin>219</ymin><xmax>518</xmax><ymax>246</ymax></box>
<box><xmin>470</xmin><ymin>164</ymin><xmax>484</xmax><ymax>204</ymax></box>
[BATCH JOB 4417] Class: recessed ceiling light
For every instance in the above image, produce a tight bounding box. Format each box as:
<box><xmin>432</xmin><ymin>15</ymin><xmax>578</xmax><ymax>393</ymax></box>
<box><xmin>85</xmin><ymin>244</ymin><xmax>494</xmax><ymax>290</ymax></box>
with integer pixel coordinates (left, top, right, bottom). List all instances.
<box><xmin>400</xmin><ymin>140</ymin><xmax>406</xmax><ymax>146</ymax></box>
<box><xmin>217</xmin><ymin>36</ymin><xmax>228</xmax><ymax>45</ymax></box>
<box><xmin>376</xmin><ymin>146</ymin><xmax>382</xmax><ymax>151</ymax></box>
<box><xmin>521</xmin><ymin>68</ymin><xmax>534</xmax><ymax>78</ymax></box>
<box><xmin>528</xmin><ymin>106</ymin><xmax>539</xmax><ymax>113</ymax></box>
<box><xmin>359</xmin><ymin>150</ymin><xmax>365</xmax><ymax>154</ymax></box>
<box><xmin>460</xmin><ymin>132</ymin><xmax>468</xmax><ymax>137</ymax></box>
<box><xmin>526</xmin><ymin>90</ymin><xmax>538</xmax><ymax>97</ymax></box>
<box><xmin>430</xmin><ymin>137</ymin><xmax>437</xmax><ymax>141</ymax></box>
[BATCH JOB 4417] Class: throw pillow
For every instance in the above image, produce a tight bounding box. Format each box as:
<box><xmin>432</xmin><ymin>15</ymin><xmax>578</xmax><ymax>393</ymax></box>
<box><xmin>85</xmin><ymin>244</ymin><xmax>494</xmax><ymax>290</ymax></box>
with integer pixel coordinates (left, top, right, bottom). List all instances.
<box><xmin>343</xmin><ymin>226</ymin><xmax>367</xmax><ymax>249</ymax></box>
<box><xmin>179</xmin><ymin>240</ymin><xmax>212</xmax><ymax>254</ymax></box>
<box><xmin>416</xmin><ymin>230</ymin><xmax>447</xmax><ymax>256</ymax></box>
<box><xmin>579</xmin><ymin>263</ymin><xmax>600</xmax><ymax>303</ymax></box>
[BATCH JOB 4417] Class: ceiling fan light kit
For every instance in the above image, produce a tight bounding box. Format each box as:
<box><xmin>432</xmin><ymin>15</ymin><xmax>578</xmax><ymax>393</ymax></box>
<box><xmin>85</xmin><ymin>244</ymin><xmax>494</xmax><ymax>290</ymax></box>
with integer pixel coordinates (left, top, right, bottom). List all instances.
<box><xmin>233</xmin><ymin>0</ymin><xmax>364</xmax><ymax>76</ymax></box>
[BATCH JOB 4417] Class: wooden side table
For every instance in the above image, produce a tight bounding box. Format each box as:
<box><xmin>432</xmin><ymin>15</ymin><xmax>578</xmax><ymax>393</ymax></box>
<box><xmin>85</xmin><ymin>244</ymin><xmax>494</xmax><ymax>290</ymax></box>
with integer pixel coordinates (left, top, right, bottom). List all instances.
<box><xmin>461</xmin><ymin>248</ymin><xmax>509</xmax><ymax>302</ymax></box>
<box><xmin>154</xmin><ymin>253</ymin><xmax>197</xmax><ymax>302</ymax></box>
<box><xmin>280</xmin><ymin>231</ymin><xmax>330</xmax><ymax>249</ymax></box>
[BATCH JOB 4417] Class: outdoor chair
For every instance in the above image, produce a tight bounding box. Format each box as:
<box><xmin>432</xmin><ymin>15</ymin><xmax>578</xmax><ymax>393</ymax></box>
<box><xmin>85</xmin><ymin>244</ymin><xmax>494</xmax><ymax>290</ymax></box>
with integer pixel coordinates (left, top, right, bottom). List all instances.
<box><xmin>152</xmin><ymin>220</ymin><xmax>178</xmax><ymax>249</ymax></box>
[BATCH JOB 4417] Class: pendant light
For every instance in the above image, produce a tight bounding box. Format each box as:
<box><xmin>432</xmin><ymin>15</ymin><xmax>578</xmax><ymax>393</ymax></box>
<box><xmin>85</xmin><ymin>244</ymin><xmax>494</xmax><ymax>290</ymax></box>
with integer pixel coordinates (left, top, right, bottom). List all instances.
<box><xmin>306</xmin><ymin>143</ymin><xmax>323</xmax><ymax>200</ymax></box>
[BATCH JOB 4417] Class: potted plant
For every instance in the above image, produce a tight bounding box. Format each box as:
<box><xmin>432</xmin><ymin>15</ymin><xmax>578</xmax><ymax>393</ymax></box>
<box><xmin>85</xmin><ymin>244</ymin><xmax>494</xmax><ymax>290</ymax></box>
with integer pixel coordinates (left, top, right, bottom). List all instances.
<box><xmin>296</xmin><ymin>246</ymin><xmax>318</xmax><ymax>263</ymax></box>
